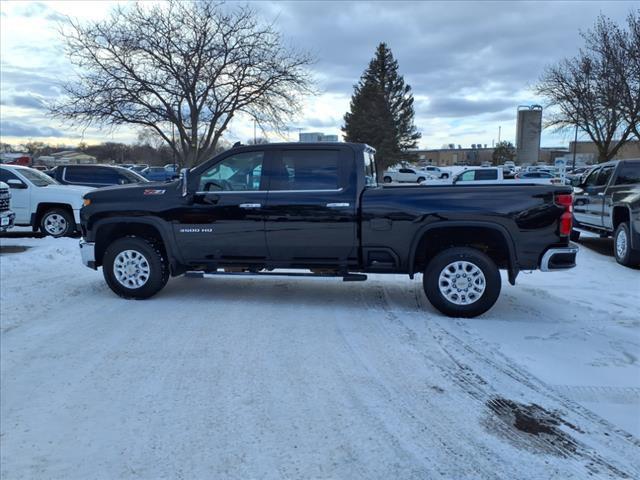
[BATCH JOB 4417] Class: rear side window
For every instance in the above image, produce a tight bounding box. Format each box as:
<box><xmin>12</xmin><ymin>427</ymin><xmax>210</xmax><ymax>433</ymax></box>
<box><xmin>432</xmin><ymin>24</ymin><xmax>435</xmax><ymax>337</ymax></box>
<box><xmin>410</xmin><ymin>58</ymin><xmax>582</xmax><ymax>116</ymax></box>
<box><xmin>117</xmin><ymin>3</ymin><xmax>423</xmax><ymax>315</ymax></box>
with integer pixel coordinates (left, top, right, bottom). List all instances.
<box><xmin>64</xmin><ymin>167</ymin><xmax>117</xmax><ymax>184</ymax></box>
<box><xmin>475</xmin><ymin>169</ymin><xmax>498</xmax><ymax>180</ymax></box>
<box><xmin>615</xmin><ymin>162</ymin><xmax>640</xmax><ymax>185</ymax></box>
<box><xmin>271</xmin><ymin>150</ymin><xmax>339</xmax><ymax>190</ymax></box>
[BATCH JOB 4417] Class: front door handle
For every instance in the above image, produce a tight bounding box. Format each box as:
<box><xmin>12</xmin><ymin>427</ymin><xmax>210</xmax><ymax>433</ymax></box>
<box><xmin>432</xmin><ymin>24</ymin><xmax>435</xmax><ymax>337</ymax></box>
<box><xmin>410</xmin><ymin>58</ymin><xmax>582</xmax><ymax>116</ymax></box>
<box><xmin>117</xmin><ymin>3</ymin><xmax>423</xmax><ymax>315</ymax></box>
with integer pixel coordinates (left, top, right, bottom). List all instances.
<box><xmin>326</xmin><ymin>202</ymin><xmax>350</xmax><ymax>208</ymax></box>
<box><xmin>239</xmin><ymin>203</ymin><xmax>261</xmax><ymax>209</ymax></box>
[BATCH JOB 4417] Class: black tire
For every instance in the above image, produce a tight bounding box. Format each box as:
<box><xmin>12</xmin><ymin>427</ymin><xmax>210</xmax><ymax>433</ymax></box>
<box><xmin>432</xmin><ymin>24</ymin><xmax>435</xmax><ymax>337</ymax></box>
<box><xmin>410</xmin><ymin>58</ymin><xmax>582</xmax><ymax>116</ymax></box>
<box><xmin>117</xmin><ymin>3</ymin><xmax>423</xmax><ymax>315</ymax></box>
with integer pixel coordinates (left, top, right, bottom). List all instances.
<box><xmin>102</xmin><ymin>236</ymin><xmax>170</xmax><ymax>299</ymax></box>
<box><xmin>417</xmin><ymin>177</ymin><xmax>426</xmax><ymax>183</ymax></box>
<box><xmin>570</xmin><ymin>229</ymin><xmax>581</xmax><ymax>242</ymax></box>
<box><xmin>613</xmin><ymin>222</ymin><xmax>640</xmax><ymax>267</ymax></box>
<box><xmin>383</xmin><ymin>176</ymin><xmax>392</xmax><ymax>183</ymax></box>
<box><xmin>441</xmin><ymin>173</ymin><xmax>450</xmax><ymax>179</ymax></box>
<box><xmin>40</xmin><ymin>208</ymin><xmax>75</xmax><ymax>237</ymax></box>
<box><xmin>423</xmin><ymin>247</ymin><xmax>501</xmax><ymax>318</ymax></box>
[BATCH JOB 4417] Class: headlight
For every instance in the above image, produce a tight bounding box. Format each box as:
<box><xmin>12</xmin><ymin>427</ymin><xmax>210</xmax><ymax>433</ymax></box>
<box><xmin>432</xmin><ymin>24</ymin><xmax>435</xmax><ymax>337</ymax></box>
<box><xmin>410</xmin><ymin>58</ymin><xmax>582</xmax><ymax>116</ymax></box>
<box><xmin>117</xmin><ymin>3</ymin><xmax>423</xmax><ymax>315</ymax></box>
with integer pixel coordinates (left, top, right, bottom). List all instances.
<box><xmin>83</xmin><ymin>198</ymin><xmax>91</xmax><ymax>207</ymax></box>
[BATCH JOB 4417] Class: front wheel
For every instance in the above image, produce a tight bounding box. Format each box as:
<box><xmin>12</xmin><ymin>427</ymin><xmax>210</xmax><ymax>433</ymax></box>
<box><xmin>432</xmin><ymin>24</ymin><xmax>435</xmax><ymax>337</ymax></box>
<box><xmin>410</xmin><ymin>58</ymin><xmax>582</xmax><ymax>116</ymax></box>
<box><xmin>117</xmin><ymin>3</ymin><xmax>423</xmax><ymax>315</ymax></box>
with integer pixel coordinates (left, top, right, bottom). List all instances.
<box><xmin>102</xmin><ymin>236</ymin><xmax>170</xmax><ymax>299</ymax></box>
<box><xmin>40</xmin><ymin>208</ymin><xmax>75</xmax><ymax>237</ymax></box>
<box><xmin>423</xmin><ymin>247</ymin><xmax>501</xmax><ymax>318</ymax></box>
<box><xmin>383</xmin><ymin>176</ymin><xmax>392</xmax><ymax>183</ymax></box>
<box><xmin>417</xmin><ymin>177</ymin><xmax>426</xmax><ymax>183</ymax></box>
<box><xmin>614</xmin><ymin>222</ymin><xmax>640</xmax><ymax>267</ymax></box>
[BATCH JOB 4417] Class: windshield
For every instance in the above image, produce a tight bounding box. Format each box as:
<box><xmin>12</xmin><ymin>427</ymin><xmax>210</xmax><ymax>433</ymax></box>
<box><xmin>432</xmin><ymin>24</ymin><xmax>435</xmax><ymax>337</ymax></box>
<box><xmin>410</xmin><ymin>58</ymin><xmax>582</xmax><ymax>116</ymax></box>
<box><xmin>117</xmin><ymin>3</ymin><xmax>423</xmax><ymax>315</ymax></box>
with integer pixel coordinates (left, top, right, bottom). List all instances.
<box><xmin>19</xmin><ymin>168</ymin><xmax>59</xmax><ymax>187</ymax></box>
<box><xmin>119</xmin><ymin>168</ymin><xmax>148</xmax><ymax>183</ymax></box>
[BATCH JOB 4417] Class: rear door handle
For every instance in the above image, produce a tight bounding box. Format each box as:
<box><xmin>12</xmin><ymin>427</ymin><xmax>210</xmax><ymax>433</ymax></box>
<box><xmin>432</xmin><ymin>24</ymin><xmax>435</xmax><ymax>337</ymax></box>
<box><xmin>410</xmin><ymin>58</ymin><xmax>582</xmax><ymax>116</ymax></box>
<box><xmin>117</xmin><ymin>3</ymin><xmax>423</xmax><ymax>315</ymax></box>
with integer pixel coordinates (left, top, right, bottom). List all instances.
<box><xmin>239</xmin><ymin>203</ymin><xmax>261</xmax><ymax>209</ymax></box>
<box><xmin>326</xmin><ymin>202</ymin><xmax>350</xmax><ymax>208</ymax></box>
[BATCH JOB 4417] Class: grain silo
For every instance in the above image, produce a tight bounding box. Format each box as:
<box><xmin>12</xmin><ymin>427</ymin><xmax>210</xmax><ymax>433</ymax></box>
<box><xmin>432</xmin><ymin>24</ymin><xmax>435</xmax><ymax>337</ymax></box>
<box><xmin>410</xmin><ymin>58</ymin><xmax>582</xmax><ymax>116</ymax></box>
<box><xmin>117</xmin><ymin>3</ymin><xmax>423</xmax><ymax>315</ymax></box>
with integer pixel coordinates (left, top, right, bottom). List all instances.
<box><xmin>516</xmin><ymin>105</ymin><xmax>542</xmax><ymax>165</ymax></box>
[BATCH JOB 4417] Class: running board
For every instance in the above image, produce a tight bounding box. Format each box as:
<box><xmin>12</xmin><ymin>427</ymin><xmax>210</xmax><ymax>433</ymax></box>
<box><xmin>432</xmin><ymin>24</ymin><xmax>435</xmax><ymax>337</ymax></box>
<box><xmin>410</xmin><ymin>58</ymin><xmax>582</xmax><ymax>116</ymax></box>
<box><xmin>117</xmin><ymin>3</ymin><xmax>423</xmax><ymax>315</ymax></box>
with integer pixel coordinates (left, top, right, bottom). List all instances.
<box><xmin>184</xmin><ymin>271</ymin><xmax>367</xmax><ymax>282</ymax></box>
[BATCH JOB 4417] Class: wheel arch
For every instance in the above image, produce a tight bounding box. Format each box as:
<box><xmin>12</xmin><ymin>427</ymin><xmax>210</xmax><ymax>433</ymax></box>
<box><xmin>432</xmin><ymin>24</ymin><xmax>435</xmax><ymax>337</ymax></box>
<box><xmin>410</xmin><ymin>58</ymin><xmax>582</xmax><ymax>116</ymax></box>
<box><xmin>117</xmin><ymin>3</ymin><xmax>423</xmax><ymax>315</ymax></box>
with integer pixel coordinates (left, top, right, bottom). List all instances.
<box><xmin>409</xmin><ymin>221</ymin><xmax>518</xmax><ymax>284</ymax></box>
<box><xmin>92</xmin><ymin>217</ymin><xmax>182</xmax><ymax>275</ymax></box>
<box><xmin>34</xmin><ymin>202</ymin><xmax>75</xmax><ymax>228</ymax></box>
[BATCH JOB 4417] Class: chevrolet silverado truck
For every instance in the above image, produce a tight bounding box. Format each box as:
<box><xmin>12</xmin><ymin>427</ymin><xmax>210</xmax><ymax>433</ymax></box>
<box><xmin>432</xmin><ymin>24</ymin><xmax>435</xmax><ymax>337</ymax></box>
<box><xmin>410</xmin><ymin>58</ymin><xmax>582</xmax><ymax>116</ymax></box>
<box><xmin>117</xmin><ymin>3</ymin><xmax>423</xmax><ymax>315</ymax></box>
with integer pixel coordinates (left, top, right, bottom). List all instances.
<box><xmin>79</xmin><ymin>143</ymin><xmax>577</xmax><ymax>318</ymax></box>
<box><xmin>0</xmin><ymin>165</ymin><xmax>93</xmax><ymax>237</ymax></box>
<box><xmin>571</xmin><ymin>158</ymin><xmax>640</xmax><ymax>267</ymax></box>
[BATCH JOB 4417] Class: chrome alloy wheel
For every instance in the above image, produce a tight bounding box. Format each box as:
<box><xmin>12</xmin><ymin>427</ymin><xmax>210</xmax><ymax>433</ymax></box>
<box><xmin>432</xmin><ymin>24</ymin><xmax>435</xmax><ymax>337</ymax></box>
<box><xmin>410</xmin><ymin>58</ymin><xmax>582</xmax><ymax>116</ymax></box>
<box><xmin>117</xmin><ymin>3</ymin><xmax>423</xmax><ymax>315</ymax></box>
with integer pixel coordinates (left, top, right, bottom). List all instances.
<box><xmin>438</xmin><ymin>261</ymin><xmax>486</xmax><ymax>305</ymax></box>
<box><xmin>43</xmin><ymin>213</ymin><xmax>68</xmax><ymax>236</ymax></box>
<box><xmin>113</xmin><ymin>249</ymin><xmax>151</xmax><ymax>289</ymax></box>
<box><xmin>616</xmin><ymin>227</ymin><xmax>628</xmax><ymax>259</ymax></box>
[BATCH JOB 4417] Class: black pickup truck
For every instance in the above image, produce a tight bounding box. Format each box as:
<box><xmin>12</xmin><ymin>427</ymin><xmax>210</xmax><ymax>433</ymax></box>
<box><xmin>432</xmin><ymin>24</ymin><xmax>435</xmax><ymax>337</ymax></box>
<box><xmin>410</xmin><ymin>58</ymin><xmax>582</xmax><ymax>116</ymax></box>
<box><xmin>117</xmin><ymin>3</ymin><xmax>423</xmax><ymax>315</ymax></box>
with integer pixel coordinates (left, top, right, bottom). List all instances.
<box><xmin>572</xmin><ymin>159</ymin><xmax>640</xmax><ymax>267</ymax></box>
<box><xmin>79</xmin><ymin>143</ymin><xmax>577</xmax><ymax>318</ymax></box>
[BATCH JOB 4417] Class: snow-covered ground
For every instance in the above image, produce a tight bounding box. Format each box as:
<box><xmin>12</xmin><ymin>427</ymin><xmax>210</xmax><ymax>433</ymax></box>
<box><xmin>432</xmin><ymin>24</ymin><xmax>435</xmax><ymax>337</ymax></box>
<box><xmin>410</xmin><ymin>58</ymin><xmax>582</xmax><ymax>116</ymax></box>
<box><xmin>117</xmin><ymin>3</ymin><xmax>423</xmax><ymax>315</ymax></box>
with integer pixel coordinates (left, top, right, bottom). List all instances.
<box><xmin>1</xmin><ymin>232</ymin><xmax>638</xmax><ymax>479</ymax></box>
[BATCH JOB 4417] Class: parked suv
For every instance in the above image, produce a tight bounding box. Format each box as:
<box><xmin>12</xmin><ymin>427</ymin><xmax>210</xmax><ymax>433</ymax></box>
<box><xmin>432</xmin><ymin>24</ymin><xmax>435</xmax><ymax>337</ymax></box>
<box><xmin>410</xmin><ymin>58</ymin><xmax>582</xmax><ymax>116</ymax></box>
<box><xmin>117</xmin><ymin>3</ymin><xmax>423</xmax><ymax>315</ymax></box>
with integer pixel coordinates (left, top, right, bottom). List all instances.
<box><xmin>0</xmin><ymin>181</ymin><xmax>15</xmax><ymax>232</ymax></box>
<box><xmin>47</xmin><ymin>164</ymin><xmax>148</xmax><ymax>188</ymax></box>
<box><xmin>572</xmin><ymin>159</ymin><xmax>640</xmax><ymax>267</ymax></box>
<box><xmin>382</xmin><ymin>167</ymin><xmax>430</xmax><ymax>183</ymax></box>
<box><xmin>0</xmin><ymin>165</ymin><xmax>92</xmax><ymax>237</ymax></box>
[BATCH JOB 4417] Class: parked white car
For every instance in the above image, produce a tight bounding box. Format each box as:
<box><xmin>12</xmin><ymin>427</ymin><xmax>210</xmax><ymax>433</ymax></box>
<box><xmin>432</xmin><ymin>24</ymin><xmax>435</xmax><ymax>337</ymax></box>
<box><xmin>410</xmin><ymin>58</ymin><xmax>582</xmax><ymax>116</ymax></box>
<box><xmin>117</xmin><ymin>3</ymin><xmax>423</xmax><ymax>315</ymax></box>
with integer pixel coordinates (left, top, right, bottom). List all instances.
<box><xmin>0</xmin><ymin>165</ymin><xmax>93</xmax><ymax>237</ymax></box>
<box><xmin>382</xmin><ymin>167</ymin><xmax>433</xmax><ymax>183</ymax></box>
<box><xmin>419</xmin><ymin>165</ymin><xmax>451</xmax><ymax>179</ymax></box>
<box><xmin>0</xmin><ymin>181</ymin><xmax>16</xmax><ymax>232</ymax></box>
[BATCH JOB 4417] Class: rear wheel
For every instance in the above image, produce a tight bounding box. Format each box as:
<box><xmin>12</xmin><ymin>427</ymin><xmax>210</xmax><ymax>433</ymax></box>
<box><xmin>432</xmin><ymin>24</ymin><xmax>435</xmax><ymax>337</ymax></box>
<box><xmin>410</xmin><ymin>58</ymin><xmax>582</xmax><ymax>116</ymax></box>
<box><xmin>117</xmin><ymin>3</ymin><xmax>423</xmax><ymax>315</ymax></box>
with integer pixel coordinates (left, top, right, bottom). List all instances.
<box><xmin>423</xmin><ymin>247</ymin><xmax>501</xmax><ymax>318</ymax></box>
<box><xmin>383</xmin><ymin>176</ymin><xmax>392</xmax><ymax>183</ymax></box>
<box><xmin>102</xmin><ymin>236</ymin><xmax>169</xmax><ymax>299</ymax></box>
<box><xmin>417</xmin><ymin>177</ymin><xmax>426</xmax><ymax>183</ymax></box>
<box><xmin>40</xmin><ymin>208</ymin><xmax>75</xmax><ymax>237</ymax></box>
<box><xmin>614</xmin><ymin>222</ymin><xmax>640</xmax><ymax>267</ymax></box>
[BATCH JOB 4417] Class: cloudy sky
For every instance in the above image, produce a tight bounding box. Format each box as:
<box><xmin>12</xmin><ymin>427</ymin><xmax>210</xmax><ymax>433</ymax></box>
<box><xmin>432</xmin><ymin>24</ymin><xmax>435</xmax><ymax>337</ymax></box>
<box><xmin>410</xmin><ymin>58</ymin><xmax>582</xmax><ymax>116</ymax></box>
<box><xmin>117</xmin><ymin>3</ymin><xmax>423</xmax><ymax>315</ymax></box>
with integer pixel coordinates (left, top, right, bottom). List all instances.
<box><xmin>0</xmin><ymin>1</ymin><xmax>634</xmax><ymax>150</ymax></box>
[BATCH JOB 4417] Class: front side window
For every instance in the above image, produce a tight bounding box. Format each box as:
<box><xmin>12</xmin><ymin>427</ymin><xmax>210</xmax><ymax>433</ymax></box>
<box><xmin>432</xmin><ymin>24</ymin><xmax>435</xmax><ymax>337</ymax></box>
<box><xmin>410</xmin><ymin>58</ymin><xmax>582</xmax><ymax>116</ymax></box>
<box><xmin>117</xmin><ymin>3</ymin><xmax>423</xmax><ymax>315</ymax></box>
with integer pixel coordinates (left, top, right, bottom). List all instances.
<box><xmin>584</xmin><ymin>168</ymin><xmax>601</xmax><ymax>187</ymax></box>
<box><xmin>199</xmin><ymin>151</ymin><xmax>264</xmax><ymax>191</ymax></box>
<box><xmin>595</xmin><ymin>165</ymin><xmax>614</xmax><ymax>187</ymax></box>
<box><xmin>458</xmin><ymin>170</ymin><xmax>476</xmax><ymax>181</ymax></box>
<box><xmin>270</xmin><ymin>150</ymin><xmax>339</xmax><ymax>191</ymax></box>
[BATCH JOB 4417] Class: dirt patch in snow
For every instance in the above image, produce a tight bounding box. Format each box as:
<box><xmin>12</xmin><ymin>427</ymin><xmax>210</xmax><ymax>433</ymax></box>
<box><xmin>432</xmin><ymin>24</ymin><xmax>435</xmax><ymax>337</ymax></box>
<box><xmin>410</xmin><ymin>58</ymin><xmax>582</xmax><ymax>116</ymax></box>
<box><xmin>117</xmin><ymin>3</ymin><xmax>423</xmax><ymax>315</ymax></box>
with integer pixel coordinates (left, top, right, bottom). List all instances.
<box><xmin>0</xmin><ymin>245</ymin><xmax>32</xmax><ymax>254</ymax></box>
<box><xmin>485</xmin><ymin>397</ymin><xmax>581</xmax><ymax>457</ymax></box>
<box><xmin>484</xmin><ymin>397</ymin><xmax>633</xmax><ymax>478</ymax></box>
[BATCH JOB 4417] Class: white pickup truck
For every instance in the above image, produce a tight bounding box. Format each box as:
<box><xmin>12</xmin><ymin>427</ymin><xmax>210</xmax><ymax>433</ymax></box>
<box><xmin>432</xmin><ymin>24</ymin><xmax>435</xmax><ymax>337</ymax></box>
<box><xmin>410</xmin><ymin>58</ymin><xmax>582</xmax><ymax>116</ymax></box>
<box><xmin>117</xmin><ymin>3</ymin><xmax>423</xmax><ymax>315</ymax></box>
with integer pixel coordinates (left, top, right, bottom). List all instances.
<box><xmin>421</xmin><ymin>167</ymin><xmax>563</xmax><ymax>186</ymax></box>
<box><xmin>0</xmin><ymin>164</ymin><xmax>93</xmax><ymax>237</ymax></box>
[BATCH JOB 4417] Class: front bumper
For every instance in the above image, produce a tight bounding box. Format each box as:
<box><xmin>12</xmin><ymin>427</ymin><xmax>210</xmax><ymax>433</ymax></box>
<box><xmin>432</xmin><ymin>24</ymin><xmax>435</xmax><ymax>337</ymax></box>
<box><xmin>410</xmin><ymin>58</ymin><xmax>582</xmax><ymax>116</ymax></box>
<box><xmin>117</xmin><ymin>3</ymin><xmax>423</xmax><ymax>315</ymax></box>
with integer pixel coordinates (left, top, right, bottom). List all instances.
<box><xmin>79</xmin><ymin>239</ymin><xmax>96</xmax><ymax>269</ymax></box>
<box><xmin>0</xmin><ymin>211</ymin><xmax>15</xmax><ymax>232</ymax></box>
<box><xmin>540</xmin><ymin>246</ymin><xmax>578</xmax><ymax>272</ymax></box>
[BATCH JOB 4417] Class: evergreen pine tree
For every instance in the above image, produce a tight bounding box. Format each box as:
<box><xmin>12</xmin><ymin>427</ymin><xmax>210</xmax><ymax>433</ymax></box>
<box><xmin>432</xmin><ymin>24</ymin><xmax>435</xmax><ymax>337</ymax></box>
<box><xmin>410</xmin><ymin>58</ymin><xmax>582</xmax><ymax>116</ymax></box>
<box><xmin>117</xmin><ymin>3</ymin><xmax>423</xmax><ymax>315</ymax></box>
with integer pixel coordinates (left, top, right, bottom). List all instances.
<box><xmin>343</xmin><ymin>43</ymin><xmax>421</xmax><ymax>171</ymax></box>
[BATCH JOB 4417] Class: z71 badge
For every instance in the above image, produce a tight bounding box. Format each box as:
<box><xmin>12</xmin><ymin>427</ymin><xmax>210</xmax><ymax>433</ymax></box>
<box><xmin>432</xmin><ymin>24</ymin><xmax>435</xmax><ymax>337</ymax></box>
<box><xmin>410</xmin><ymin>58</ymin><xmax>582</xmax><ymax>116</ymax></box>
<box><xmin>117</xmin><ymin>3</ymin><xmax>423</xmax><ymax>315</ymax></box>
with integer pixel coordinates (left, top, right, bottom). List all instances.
<box><xmin>143</xmin><ymin>189</ymin><xmax>166</xmax><ymax>195</ymax></box>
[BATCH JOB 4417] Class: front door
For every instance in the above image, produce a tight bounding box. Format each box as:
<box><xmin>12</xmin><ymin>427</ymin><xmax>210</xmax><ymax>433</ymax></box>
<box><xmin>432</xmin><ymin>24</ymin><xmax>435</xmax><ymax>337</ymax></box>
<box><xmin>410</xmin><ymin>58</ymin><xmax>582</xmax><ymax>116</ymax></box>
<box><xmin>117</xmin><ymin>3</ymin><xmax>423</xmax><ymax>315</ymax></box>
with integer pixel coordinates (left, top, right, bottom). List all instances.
<box><xmin>573</xmin><ymin>167</ymin><xmax>600</xmax><ymax>226</ymax></box>
<box><xmin>173</xmin><ymin>150</ymin><xmax>268</xmax><ymax>264</ymax></box>
<box><xmin>585</xmin><ymin>165</ymin><xmax>614</xmax><ymax>227</ymax></box>
<box><xmin>263</xmin><ymin>147</ymin><xmax>357</xmax><ymax>266</ymax></box>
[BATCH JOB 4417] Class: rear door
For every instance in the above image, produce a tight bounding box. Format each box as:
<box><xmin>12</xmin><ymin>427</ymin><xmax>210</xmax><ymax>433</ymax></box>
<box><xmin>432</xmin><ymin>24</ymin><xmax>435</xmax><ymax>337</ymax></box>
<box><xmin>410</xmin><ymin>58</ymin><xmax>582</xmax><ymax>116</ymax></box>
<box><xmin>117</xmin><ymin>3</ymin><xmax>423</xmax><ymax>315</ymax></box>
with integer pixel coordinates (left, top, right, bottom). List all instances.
<box><xmin>263</xmin><ymin>146</ymin><xmax>357</xmax><ymax>265</ymax></box>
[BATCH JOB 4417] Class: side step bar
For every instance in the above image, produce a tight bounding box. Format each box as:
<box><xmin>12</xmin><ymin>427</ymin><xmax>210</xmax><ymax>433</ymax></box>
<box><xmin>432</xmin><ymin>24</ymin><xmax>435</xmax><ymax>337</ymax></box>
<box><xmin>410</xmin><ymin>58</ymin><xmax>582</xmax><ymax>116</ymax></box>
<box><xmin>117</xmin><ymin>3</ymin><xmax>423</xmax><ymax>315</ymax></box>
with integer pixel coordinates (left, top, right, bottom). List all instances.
<box><xmin>184</xmin><ymin>270</ymin><xmax>368</xmax><ymax>282</ymax></box>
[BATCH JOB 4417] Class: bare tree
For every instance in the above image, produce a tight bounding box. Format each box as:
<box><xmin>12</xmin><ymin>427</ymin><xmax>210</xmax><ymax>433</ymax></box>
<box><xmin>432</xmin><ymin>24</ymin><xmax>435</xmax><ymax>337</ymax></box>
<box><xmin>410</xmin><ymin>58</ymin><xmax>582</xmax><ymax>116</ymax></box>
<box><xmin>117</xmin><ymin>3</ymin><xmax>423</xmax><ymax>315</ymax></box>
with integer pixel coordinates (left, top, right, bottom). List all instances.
<box><xmin>51</xmin><ymin>1</ymin><xmax>314</xmax><ymax>167</ymax></box>
<box><xmin>536</xmin><ymin>12</ymin><xmax>639</xmax><ymax>162</ymax></box>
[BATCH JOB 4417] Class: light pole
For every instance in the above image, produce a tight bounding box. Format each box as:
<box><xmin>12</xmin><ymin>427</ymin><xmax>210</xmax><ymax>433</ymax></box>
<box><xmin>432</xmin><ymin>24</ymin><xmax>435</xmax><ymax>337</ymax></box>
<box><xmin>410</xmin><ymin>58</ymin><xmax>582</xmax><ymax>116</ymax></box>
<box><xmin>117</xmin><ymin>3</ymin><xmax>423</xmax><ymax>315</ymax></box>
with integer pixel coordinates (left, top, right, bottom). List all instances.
<box><xmin>572</xmin><ymin>124</ymin><xmax>578</xmax><ymax>171</ymax></box>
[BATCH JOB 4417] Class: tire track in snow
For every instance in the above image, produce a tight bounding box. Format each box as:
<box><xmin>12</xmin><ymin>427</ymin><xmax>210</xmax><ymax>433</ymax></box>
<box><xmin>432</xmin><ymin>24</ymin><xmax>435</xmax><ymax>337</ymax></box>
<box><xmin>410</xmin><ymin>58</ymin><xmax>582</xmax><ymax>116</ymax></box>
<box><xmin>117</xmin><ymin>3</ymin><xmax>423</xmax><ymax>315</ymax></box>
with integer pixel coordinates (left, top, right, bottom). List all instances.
<box><xmin>367</xmin><ymin>278</ymin><xmax>639</xmax><ymax>478</ymax></box>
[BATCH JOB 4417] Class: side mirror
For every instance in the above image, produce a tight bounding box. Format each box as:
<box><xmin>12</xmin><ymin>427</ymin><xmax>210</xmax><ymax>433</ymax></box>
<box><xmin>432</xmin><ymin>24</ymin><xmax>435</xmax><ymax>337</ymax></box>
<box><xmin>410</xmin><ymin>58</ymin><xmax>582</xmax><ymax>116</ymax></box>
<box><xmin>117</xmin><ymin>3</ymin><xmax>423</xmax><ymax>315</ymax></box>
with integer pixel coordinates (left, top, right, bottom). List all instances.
<box><xmin>180</xmin><ymin>168</ymin><xmax>189</xmax><ymax>197</ymax></box>
<box><xmin>7</xmin><ymin>179</ymin><xmax>27</xmax><ymax>189</ymax></box>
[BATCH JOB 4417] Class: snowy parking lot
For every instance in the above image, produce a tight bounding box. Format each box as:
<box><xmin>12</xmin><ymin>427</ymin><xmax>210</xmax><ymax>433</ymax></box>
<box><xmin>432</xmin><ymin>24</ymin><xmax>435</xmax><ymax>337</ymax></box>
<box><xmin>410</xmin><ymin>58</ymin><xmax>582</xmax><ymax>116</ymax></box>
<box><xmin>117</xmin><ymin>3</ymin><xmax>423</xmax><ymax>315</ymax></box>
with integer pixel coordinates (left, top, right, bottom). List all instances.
<box><xmin>1</xmin><ymin>232</ymin><xmax>639</xmax><ymax>479</ymax></box>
